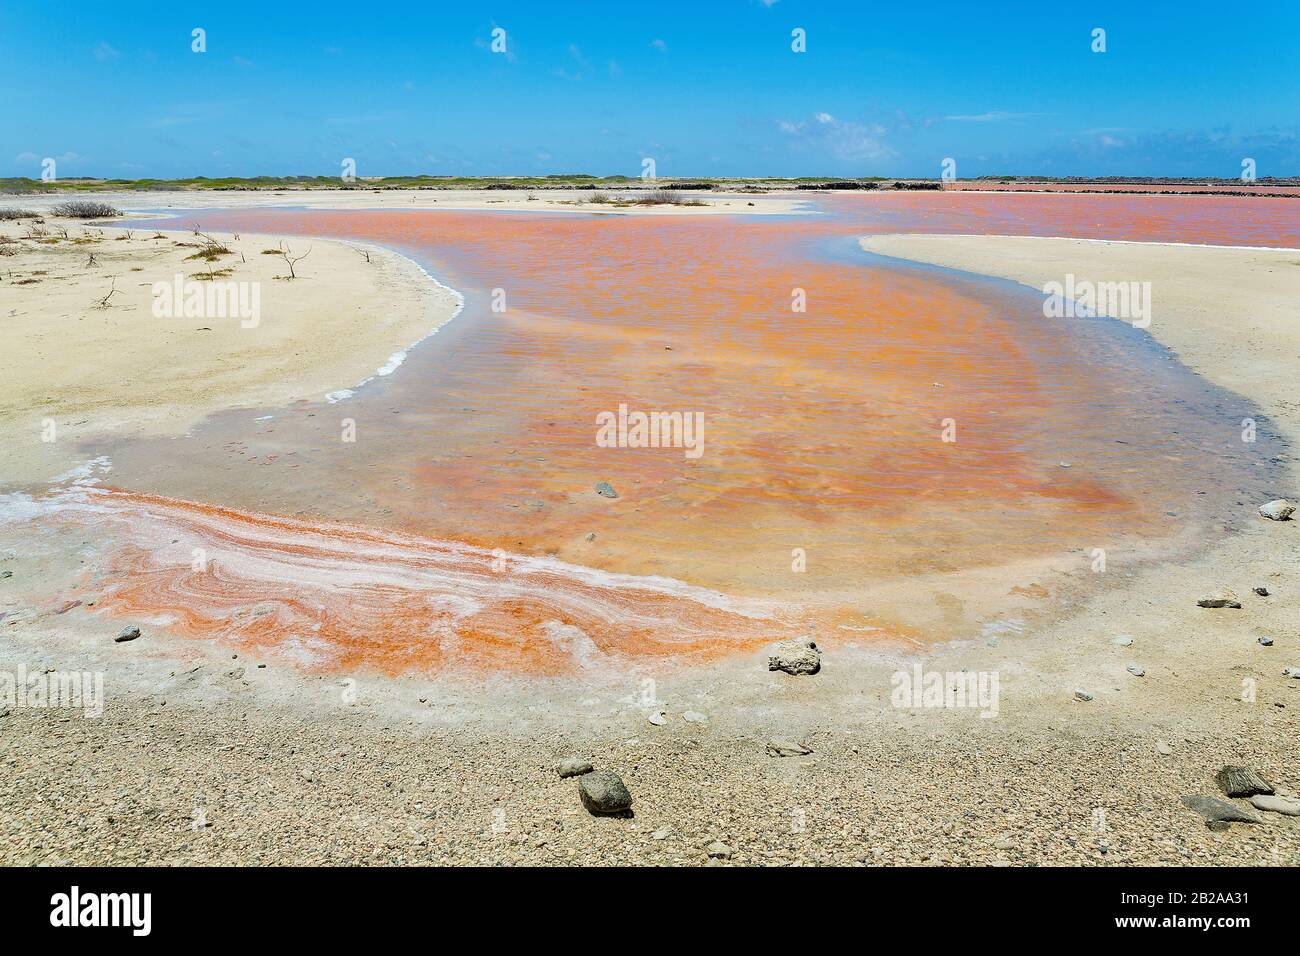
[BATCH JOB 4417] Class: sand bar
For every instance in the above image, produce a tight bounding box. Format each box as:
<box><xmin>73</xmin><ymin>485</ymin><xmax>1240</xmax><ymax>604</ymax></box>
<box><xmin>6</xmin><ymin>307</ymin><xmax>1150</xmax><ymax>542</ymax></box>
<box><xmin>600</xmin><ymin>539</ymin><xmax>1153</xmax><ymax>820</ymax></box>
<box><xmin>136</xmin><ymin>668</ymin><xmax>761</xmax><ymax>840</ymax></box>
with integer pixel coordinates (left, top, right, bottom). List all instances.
<box><xmin>0</xmin><ymin>218</ymin><xmax>462</xmax><ymax>487</ymax></box>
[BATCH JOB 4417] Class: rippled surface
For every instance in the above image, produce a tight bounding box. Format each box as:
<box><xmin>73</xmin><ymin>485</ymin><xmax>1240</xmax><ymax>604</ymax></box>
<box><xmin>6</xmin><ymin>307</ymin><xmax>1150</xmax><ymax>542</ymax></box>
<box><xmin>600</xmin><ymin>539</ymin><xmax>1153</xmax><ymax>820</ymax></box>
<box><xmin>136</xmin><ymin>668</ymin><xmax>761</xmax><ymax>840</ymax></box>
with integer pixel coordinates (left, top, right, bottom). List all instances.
<box><xmin>34</xmin><ymin>193</ymin><xmax>1290</xmax><ymax>673</ymax></box>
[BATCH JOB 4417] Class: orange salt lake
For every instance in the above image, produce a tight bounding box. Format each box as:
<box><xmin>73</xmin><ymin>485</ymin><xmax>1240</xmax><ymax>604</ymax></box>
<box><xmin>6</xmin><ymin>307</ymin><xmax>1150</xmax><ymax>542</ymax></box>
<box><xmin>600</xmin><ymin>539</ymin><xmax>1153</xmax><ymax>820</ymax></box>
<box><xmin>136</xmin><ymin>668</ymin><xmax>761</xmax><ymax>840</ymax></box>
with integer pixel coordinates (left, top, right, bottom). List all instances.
<box><xmin>45</xmin><ymin>193</ymin><xmax>1291</xmax><ymax>674</ymax></box>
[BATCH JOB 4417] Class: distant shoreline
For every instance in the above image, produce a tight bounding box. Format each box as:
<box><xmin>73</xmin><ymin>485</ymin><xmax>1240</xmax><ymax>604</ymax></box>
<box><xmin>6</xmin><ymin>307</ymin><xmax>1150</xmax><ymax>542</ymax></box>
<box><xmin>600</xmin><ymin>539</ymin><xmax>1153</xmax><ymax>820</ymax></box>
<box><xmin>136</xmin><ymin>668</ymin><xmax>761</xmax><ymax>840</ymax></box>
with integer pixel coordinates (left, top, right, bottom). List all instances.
<box><xmin>5</xmin><ymin>175</ymin><xmax>1298</xmax><ymax>199</ymax></box>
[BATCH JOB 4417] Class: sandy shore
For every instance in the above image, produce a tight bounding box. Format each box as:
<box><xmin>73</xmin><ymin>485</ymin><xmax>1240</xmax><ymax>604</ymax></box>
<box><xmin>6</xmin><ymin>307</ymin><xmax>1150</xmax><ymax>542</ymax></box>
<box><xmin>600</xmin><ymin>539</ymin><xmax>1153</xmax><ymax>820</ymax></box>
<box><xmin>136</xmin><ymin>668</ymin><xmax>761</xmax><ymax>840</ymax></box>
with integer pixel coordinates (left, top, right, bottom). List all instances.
<box><xmin>0</xmin><ymin>218</ymin><xmax>461</xmax><ymax>487</ymax></box>
<box><xmin>861</xmin><ymin>234</ymin><xmax>1300</xmax><ymax>426</ymax></box>
<box><xmin>4</xmin><ymin>188</ymin><xmax>808</xmax><ymax>218</ymax></box>
<box><xmin>2</xmin><ymin>225</ymin><xmax>1298</xmax><ymax>866</ymax></box>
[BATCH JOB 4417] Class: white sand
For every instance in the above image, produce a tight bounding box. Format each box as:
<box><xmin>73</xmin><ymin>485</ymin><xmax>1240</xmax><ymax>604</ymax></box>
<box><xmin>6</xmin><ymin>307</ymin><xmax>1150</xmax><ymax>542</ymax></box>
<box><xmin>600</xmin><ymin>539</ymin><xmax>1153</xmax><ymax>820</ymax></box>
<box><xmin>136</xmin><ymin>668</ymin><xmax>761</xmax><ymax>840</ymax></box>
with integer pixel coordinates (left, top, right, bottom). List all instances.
<box><xmin>0</xmin><ymin>218</ymin><xmax>461</xmax><ymax>486</ymax></box>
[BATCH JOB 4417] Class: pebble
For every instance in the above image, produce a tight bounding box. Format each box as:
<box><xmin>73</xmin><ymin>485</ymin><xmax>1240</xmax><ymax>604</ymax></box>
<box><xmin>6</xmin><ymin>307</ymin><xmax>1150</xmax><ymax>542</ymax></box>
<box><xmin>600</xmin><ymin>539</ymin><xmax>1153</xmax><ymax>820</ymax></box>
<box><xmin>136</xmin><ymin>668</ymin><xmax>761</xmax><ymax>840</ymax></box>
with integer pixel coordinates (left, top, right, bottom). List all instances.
<box><xmin>1253</xmin><ymin>587</ymin><xmax>1270</xmax><ymax>597</ymax></box>
<box><xmin>647</xmin><ymin>710</ymin><xmax>667</xmax><ymax>726</ymax></box>
<box><xmin>1180</xmin><ymin>794</ymin><xmax>1261</xmax><ymax>825</ymax></box>
<box><xmin>1126</xmin><ymin>665</ymin><xmax>1145</xmax><ymax>677</ymax></box>
<box><xmin>594</xmin><ymin>481</ymin><xmax>618</xmax><ymax>499</ymax></box>
<box><xmin>1284</xmin><ymin>666</ymin><xmax>1300</xmax><ymax>679</ymax></box>
<box><xmin>1250</xmin><ymin>794</ymin><xmax>1300</xmax><ymax>816</ymax></box>
<box><xmin>767</xmin><ymin>636</ymin><xmax>822</xmax><ymax>675</ymax></box>
<box><xmin>1197</xmin><ymin>588</ymin><xmax>1241</xmax><ymax>609</ymax></box>
<box><xmin>1156</xmin><ymin>741</ymin><xmax>1173</xmax><ymax>755</ymax></box>
<box><xmin>1258</xmin><ymin>498</ymin><xmax>1294</xmax><ymax>521</ymax></box>
<box><xmin>1258</xmin><ymin>636</ymin><xmax>1274</xmax><ymax>647</ymax></box>
<box><xmin>705</xmin><ymin>840</ymin><xmax>732</xmax><ymax>859</ymax></box>
<box><xmin>554</xmin><ymin>756</ymin><xmax>593</xmax><ymax>779</ymax></box>
<box><xmin>651</xmin><ymin>828</ymin><xmax>672</xmax><ymax>841</ymax></box>
<box><xmin>993</xmin><ymin>836</ymin><xmax>1015</xmax><ymax>850</ymax></box>
<box><xmin>682</xmin><ymin>711</ymin><xmax>707</xmax><ymax>723</ymax></box>
<box><xmin>114</xmin><ymin>625</ymin><xmax>141</xmax><ymax>643</ymax></box>
<box><xmin>766</xmin><ymin>738</ymin><xmax>813</xmax><ymax>757</ymax></box>
<box><xmin>1216</xmin><ymin>765</ymin><xmax>1274</xmax><ymax>798</ymax></box>
<box><xmin>1112</xmin><ymin>635</ymin><xmax>1133</xmax><ymax>647</ymax></box>
<box><xmin>1073</xmin><ymin>688</ymin><xmax>1093</xmax><ymax>702</ymax></box>
<box><xmin>578</xmin><ymin>770</ymin><xmax>632</xmax><ymax>815</ymax></box>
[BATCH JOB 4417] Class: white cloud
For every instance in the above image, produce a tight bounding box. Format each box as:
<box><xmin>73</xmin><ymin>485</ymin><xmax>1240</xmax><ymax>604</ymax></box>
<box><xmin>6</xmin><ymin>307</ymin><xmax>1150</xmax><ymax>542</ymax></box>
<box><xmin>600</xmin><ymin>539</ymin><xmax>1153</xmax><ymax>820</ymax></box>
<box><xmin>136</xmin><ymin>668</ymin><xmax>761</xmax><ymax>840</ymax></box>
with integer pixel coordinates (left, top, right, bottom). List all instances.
<box><xmin>93</xmin><ymin>42</ymin><xmax>120</xmax><ymax>62</ymax></box>
<box><xmin>778</xmin><ymin>113</ymin><xmax>892</xmax><ymax>161</ymax></box>
<box><xmin>943</xmin><ymin>111</ymin><xmax>1048</xmax><ymax>123</ymax></box>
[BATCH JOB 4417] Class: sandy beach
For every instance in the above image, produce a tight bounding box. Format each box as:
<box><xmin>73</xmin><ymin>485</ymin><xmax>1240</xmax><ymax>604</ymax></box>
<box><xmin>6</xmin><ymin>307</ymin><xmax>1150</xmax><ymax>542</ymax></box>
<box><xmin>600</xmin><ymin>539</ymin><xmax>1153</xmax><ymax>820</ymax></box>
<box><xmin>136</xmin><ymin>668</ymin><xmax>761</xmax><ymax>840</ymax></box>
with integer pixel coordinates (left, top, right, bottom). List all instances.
<box><xmin>5</xmin><ymin>188</ymin><xmax>808</xmax><ymax>218</ymax></box>
<box><xmin>0</xmin><ymin>217</ymin><xmax>462</xmax><ymax>488</ymax></box>
<box><xmin>1</xmin><ymin>203</ymin><xmax>1297</xmax><ymax>865</ymax></box>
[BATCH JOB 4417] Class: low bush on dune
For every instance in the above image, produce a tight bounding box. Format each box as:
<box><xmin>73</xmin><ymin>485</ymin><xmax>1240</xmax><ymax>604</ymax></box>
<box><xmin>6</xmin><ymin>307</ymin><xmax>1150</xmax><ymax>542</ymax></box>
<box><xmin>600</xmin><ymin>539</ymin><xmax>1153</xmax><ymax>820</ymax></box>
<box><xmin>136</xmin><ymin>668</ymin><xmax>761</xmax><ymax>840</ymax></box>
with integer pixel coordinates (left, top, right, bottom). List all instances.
<box><xmin>0</xmin><ymin>207</ymin><xmax>40</xmax><ymax>220</ymax></box>
<box><xmin>631</xmin><ymin>189</ymin><xmax>706</xmax><ymax>206</ymax></box>
<box><xmin>50</xmin><ymin>200</ymin><xmax>122</xmax><ymax>219</ymax></box>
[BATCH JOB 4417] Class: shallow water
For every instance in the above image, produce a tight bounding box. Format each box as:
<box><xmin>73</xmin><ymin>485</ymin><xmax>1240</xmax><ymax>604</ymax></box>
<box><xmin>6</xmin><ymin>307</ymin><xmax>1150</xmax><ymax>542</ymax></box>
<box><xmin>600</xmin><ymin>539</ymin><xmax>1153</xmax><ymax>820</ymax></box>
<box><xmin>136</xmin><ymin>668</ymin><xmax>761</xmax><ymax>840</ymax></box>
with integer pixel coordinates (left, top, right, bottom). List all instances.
<box><xmin>32</xmin><ymin>193</ymin><xmax>1290</xmax><ymax>673</ymax></box>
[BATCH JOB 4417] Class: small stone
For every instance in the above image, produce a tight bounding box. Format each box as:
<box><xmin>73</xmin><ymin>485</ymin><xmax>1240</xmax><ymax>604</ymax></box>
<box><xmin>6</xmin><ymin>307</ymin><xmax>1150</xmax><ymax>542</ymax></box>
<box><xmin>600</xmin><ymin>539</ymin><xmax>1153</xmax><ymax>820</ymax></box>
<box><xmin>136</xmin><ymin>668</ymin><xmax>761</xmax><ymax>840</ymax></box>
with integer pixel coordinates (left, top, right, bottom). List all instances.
<box><xmin>1284</xmin><ymin>666</ymin><xmax>1300</xmax><ymax>679</ymax></box>
<box><xmin>1112</xmin><ymin>635</ymin><xmax>1133</xmax><ymax>647</ymax></box>
<box><xmin>993</xmin><ymin>836</ymin><xmax>1015</xmax><ymax>850</ymax></box>
<box><xmin>766</xmin><ymin>738</ymin><xmax>813</xmax><ymax>757</ymax></box>
<box><xmin>1197</xmin><ymin>588</ymin><xmax>1241</xmax><ymax>609</ymax></box>
<box><xmin>555</xmin><ymin>756</ymin><xmax>593</xmax><ymax>778</ymax></box>
<box><xmin>594</xmin><ymin>481</ymin><xmax>618</xmax><ymax>499</ymax></box>
<box><xmin>1073</xmin><ymin>688</ymin><xmax>1093</xmax><ymax>702</ymax></box>
<box><xmin>1215</xmin><ymin>765</ymin><xmax>1274</xmax><ymax>798</ymax></box>
<box><xmin>114</xmin><ymin>625</ymin><xmax>141</xmax><ymax>643</ymax></box>
<box><xmin>1253</xmin><ymin>587</ymin><xmax>1270</xmax><ymax>597</ymax></box>
<box><xmin>682</xmin><ymin>711</ymin><xmax>707</xmax><ymax>723</ymax></box>
<box><xmin>585</xmin><ymin>532</ymin><xmax>596</xmax><ymax>541</ymax></box>
<box><xmin>647</xmin><ymin>710</ymin><xmax>667</xmax><ymax>726</ymax></box>
<box><xmin>705</xmin><ymin>840</ymin><xmax>732</xmax><ymax>859</ymax></box>
<box><xmin>1156</xmin><ymin>740</ymin><xmax>1173</xmax><ymax>755</ymax></box>
<box><xmin>1126</xmin><ymin>665</ymin><xmax>1145</xmax><ymax>677</ymax></box>
<box><xmin>300</xmin><ymin>769</ymin><xmax>314</xmax><ymax>782</ymax></box>
<box><xmin>651</xmin><ymin>828</ymin><xmax>672</xmax><ymax>840</ymax></box>
<box><xmin>1250</xmin><ymin>794</ymin><xmax>1300</xmax><ymax>816</ymax></box>
<box><xmin>578</xmin><ymin>770</ymin><xmax>632</xmax><ymax>815</ymax></box>
<box><xmin>1258</xmin><ymin>636</ymin><xmax>1274</xmax><ymax>647</ymax></box>
<box><xmin>767</xmin><ymin>636</ymin><xmax>821</xmax><ymax>675</ymax></box>
<box><xmin>0</xmin><ymin>570</ymin><xmax>11</xmax><ymax>579</ymax></box>
<box><xmin>1258</xmin><ymin>499</ymin><xmax>1294</xmax><ymax>521</ymax></box>
<box><xmin>1180</xmin><ymin>794</ymin><xmax>1260</xmax><ymax>825</ymax></box>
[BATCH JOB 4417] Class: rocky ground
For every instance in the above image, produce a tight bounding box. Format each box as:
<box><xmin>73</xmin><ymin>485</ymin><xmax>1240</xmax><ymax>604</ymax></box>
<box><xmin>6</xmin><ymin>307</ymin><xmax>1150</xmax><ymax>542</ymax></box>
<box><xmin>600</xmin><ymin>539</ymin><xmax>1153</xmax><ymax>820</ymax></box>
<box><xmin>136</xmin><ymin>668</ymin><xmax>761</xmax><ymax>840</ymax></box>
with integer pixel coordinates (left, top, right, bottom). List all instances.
<box><xmin>2</xmin><ymin>510</ymin><xmax>1297</xmax><ymax>866</ymax></box>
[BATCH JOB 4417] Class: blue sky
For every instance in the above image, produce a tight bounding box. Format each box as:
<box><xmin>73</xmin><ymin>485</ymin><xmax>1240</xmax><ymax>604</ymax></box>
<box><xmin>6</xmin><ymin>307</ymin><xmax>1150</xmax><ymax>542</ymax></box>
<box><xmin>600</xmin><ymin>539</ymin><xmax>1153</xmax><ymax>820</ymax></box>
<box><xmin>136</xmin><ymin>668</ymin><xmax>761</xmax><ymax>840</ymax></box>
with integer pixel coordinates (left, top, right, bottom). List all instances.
<box><xmin>3</xmin><ymin>0</ymin><xmax>1297</xmax><ymax>179</ymax></box>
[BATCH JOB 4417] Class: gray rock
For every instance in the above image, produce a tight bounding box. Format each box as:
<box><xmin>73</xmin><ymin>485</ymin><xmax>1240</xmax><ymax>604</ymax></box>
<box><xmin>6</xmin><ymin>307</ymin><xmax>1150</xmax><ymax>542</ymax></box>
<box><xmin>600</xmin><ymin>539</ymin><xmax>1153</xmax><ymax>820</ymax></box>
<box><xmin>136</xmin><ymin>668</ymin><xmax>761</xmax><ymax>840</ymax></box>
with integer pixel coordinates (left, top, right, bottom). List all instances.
<box><xmin>651</xmin><ymin>828</ymin><xmax>672</xmax><ymax>840</ymax></box>
<box><xmin>114</xmin><ymin>625</ymin><xmax>141</xmax><ymax>643</ymax></box>
<box><xmin>1217</xmin><ymin>765</ymin><xmax>1274</xmax><ymax>797</ymax></box>
<box><xmin>1156</xmin><ymin>740</ymin><xmax>1173</xmax><ymax>755</ymax></box>
<box><xmin>766</xmin><ymin>738</ymin><xmax>813</xmax><ymax>757</ymax></box>
<box><xmin>705</xmin><ymin>840</ymin><xmax>732</xmax><ymax>859</ymax></box>
<box><xmin>1253</xmin><ymin>587</ymin><xmax>1270</xmax><ymax>597</ymax></box>
<box><xmin>767</xmin><ymin>636</ymin><xmax>821</xmax><ymax>675</ymax></box>
<box><xmin>555</xmin><ymin>756</ymin><xmax>593</xmax><ymax>778</ymax></box>
<box><xmin>1284</xmin><ymin>666</ymin><xmax>1300</xmax><ymax>679</ymax></box>
<box><xmin>1258</xmin><ymin>636</ymin><xmax>1274</xmax><ymax>647</ymax></box>
<box><xmin>647</xmin><ymin>710</ymin><xmax>667</xmax><ymax>726</ymax></box>
<box><xmin>579</xmin><ymin>770</ymin><xmax>632</xmax><ymax>815</ymax></box>
<box><xmin>1197</xmin><ymin>588</ymin><xmax>1241</xmax><ymax>609</ymax></box>
<box><xmin>1250</xmin><ymin>794</ymin><xmax>1300</xmax><ymax>816</ymax></box>
<box><xmin>1112</xmin><ymin>635</ymin><xmax>1133</xmax><ymax>647</ymax></box>
<box><xmin>0</xmin><ymin>570</ymin><xmax>11</xmax><ymax>579</ymax></box>
<box><xmin>682</xmin><ymin>711</ymin><xmax>707</xmax><ymax>723</ymax></box>
<box><xmin>1126</xmin><ymin>665</ymin><xmax>1145</xmax><ymax>677</ymax></box>
<box><xmin>1073</xmin><ymin>688</ymin><xmax>1093</xmax><ymax>702</ymax></box>
<box><xmin>1258</xmin><ymin>499</ymin><xmax>1294</xmax><ymax>521</ymax></box>
<box><xmin>594</xmin><ymin>481</ymin><xmax>619</xmax><ymax>499</ymax></box>
<box><xmin>1180</xmin><ymin>795</ymin><xmax>1261</xmax><ymax>825</ymax></box>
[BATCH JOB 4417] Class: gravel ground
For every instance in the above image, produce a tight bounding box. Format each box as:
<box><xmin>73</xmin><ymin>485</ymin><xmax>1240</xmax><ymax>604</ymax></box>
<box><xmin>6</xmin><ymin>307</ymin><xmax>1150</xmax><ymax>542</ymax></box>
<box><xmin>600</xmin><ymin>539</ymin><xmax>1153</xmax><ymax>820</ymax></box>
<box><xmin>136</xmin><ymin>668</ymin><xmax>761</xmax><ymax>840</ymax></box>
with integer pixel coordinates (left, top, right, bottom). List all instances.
<box><xmin>2</xmin><ymin>657</ymin><xmax>1296</xmax><ymax>867</ymax></box>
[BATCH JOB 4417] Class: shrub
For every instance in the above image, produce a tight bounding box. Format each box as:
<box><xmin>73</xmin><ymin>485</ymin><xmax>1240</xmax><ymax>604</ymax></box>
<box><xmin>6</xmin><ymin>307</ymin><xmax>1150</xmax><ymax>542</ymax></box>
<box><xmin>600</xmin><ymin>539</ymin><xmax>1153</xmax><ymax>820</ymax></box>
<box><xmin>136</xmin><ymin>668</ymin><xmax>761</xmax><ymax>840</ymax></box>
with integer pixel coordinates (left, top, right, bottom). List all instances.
<box><xmin>50</xmin><ymin>200</ymin><xmax>122</xmax><ymax>219</ymax></box>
